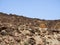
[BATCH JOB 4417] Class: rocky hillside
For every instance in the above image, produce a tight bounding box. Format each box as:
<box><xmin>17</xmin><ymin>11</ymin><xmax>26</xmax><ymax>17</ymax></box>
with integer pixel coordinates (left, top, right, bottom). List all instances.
<box><xmin>0</xmin><ymin>12</ymin><xmax>60</xmax><ymax>45</ymax></box>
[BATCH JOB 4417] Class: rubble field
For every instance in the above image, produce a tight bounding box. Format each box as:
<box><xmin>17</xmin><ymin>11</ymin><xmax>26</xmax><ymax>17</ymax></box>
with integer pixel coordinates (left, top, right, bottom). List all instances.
<box><xmin>0</xmin><ymin>12</ymin><xmax>60</xmax><ymax>45</ymax></box>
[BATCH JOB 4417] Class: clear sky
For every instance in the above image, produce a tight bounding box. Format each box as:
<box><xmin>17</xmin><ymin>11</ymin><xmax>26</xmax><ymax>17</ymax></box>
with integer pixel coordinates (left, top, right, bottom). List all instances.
<box><xmin>0</xmin><ymin>0</ymin><xmax>60</xmax><ymax>20</ymax></box>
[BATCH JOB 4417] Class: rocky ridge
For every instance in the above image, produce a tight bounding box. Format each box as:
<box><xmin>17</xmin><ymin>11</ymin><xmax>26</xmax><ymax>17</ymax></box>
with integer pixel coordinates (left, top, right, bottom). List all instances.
<box><xmin>0</xmin><ymin>12</ymin><xmax>60</xmax><ymax>45</ymax></box>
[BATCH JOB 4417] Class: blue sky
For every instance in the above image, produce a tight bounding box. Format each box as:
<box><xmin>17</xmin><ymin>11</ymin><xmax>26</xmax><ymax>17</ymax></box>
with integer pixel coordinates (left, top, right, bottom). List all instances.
<box><xmin>0</xmin><ymin>0</ymin><xmax>60</xmax><ymax>20</ymax></box>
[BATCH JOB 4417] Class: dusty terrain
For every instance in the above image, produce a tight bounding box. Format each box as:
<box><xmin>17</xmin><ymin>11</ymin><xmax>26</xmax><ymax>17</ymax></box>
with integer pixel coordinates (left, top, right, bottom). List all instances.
<box><xmin>0</xmin><ymin>12</ymin><xmax>60</xmax><ymax>45</ymax></box>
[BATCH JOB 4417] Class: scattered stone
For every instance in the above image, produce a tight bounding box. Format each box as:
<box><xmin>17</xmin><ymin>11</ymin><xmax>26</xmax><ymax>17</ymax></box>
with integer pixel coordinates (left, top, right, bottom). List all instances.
<box><xmin>0</xmin><ymin>30</ymin><xmax>7</xmax><ymax>35</ymax></box>
<box><xmin>0</xmin><ymin>12</ymin><xmax>60</xmax><ymax>45</ymax></box>
<box><xmin>28</xmin><ymin>38</ymin><xmax>36</xmax><ymax>45</ymax></box>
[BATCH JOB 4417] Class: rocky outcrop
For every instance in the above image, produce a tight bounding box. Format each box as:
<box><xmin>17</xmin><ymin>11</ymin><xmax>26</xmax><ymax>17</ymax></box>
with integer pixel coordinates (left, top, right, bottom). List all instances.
<box><xmin>0</xmin><ymin>12</ymin><xmax>60</xmax><ymax>45</ymax></box>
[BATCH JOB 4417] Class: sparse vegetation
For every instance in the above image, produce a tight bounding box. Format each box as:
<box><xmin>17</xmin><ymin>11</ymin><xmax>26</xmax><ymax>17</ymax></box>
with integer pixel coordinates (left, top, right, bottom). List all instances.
<box><xmin>0</xmin><ymin>12</ymin><xmax>60</xmax><ymax>45</ymax></box>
